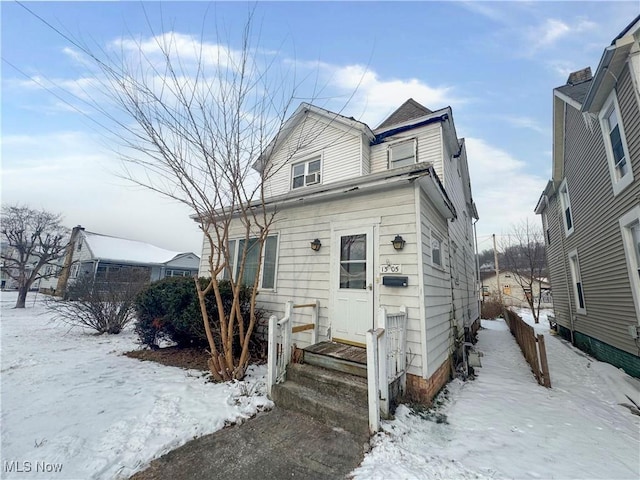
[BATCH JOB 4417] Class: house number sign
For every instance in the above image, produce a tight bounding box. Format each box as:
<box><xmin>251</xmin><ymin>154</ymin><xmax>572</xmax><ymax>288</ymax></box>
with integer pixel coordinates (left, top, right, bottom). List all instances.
<box><xmin>380</xmin><ymin>264</ymin><xmax>401</xmax><ymax>274</ymax></box>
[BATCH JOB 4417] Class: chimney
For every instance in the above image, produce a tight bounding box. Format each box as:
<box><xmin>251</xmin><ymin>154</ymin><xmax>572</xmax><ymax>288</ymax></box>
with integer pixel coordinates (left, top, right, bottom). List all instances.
<box><xmin>566</xmin><ymin>67</ymin><xmax>592</xmax><ymax>86</ymax></box>
<box><xmin>55</xmin><ymin>225</ymin><xmax>84</xmax><ymax>297</ymax></box>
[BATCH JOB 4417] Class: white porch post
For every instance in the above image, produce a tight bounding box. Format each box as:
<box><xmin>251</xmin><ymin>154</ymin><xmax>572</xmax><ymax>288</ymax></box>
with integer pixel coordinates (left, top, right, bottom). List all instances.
<box><xmin>378</xmin><ymin>307</ymin><xmax>389</xmax><ymax>417</ymax></box>
<box><xmin>267</xmin><ymin>314</ymin><xmax>278</xmax><ymax>397</ymax></box>
<box><xmin>366</xmin><ymin>328</ymin><xmax>381</xmax><ymax>434</ymax></box>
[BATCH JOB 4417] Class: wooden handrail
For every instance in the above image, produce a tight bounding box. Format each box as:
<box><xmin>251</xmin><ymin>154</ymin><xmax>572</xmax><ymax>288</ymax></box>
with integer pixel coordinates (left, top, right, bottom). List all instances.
<box><xmin>292</xmin><ymin>323</ymin><xmax>315</xmax><ymax>333</ymax></box>
<box><xmin>293</xmin><ymin>303</ymin><xmax>316</xmax><ymax>309</ymax></box>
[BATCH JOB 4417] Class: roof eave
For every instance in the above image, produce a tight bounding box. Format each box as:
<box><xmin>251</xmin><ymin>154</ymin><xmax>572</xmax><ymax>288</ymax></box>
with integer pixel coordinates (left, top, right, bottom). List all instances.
<box><xmin>582</xmin><ymin>35</ymin><xmax>635</xmax><ymax>113</ymax></box>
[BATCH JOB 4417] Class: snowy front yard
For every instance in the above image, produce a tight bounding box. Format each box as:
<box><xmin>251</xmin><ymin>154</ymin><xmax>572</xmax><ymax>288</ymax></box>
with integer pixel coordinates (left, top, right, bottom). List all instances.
<box><xmin>0</xmin><ymin>292</ymin><xmax>272</xmax><ymax>479</ymax></box>
<box><xmin>2</xmin><ymin>292</ymin><xmax>639</xmax><ymax>480</ymax></box>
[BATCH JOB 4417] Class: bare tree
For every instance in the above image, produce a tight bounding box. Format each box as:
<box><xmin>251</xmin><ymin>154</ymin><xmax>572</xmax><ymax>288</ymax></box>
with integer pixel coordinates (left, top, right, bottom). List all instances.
<box><xmin>47</xmin><ymin>269</ymin><xmax>148</xmax><ymax>334</ymax></box>
<box><xmin>45</xmin><ymin>10</ymin><xmax>353</xmax><ymax>380</ymax></box>
<box><xmin>500</xmin><ymin>220</ymin><xmax>547</xmax><ymax>323</ymax></box>
<box><xmin>1</xmin><ymin>205</ymin><xmax>69</xmax><ymax>308</ymax></box>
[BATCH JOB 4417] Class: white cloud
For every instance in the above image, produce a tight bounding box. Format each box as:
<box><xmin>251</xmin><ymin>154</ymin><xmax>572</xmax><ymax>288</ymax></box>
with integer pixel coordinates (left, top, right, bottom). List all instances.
<box><xmin>465</xmin><ymin>137</ymin><xmax>547</xmax><ymax>251</ymax></box>
<box><xmin>528</xmin><ymin>17</ymin><xmax>598</xmax><ymax>53</ymax></box>
<box><xmin>503</xmin><ymin>115</ymin><xmax>549</xmax><ymax>135</ymax></box>
<box><xmin>312</xmin><ymin>63</ymin><xmax>460</xmax><ymax>127</ymax></box>
<box><xmin>2</xmin><ymin>132</ymin><xmax>202</xmax><ymax>254</ymax></box>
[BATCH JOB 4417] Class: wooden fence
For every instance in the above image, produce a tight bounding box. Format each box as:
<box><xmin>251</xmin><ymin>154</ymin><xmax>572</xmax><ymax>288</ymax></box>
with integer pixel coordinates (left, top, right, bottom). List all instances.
<box><xmin>502</xmin><ymin>308</ymin><xmax>551</xmax><ymax>388</ymax></box>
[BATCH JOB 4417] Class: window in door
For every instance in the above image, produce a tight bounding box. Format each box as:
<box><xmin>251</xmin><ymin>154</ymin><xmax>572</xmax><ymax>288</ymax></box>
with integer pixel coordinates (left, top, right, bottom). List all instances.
<box><xmin>339</xmin><ymin>234</ymin><xmax>366</xmax><ymax>289</ymax></box>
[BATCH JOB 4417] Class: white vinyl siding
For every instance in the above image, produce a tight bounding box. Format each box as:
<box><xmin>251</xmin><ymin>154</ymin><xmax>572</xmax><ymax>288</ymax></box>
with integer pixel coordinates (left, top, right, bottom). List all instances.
<box><xmin>263</xmin><ymin>112</ymin><xmax>363</xmax><ymax>198</ymax></box>
<box><xmin>200</xmin><ymin>184</ymin><xmax>427</xmax><ymax>377</ymax></box>
<box><xmin>599</xmin><ymin>90</ymin><xmax>633</xmax><ymax>195</ymax></box>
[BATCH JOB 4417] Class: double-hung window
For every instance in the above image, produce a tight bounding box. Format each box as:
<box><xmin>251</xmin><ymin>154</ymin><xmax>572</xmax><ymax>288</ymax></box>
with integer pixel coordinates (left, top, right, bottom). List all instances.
<box><xmin>224</xmin><ymin>235</ymin><xmax>278</xmax><ymax>289</ymax></box>
<box><xmin>292</xmin><ymin>156</ymin><xmax>321</xmax><ymax>189</ymax></box>
<box><xmin>599</xmin><ymin>91</ymin><xmax>633</xmax><ymax>196</ymax></box>
<box><xmin>431</xmin><ymin>231</ymin><xmax>443</xmax><ymax>268</ymax></box>
<box><xmin>559</xmin><ymin>179</ymin><xmax>574</xmax><ymax>236</ymax></box>
<box><xmin>568</xmin><ymin>249</ymin><xmax>586</xmax><ymax>314</ymax></box>
<box><xmin>388</xmin><ymin>139</ymin><xmax>416</xmax><ymax>169</ymax></box>
<box><xmin>619</xmin><ymin>206</ymin><xmax>640</xmax><ymax>317</ymax></box>
<box><xmin>542</xmin><ymin>211</ymin><xmax>551</xmax><ymax>245</ymax></box>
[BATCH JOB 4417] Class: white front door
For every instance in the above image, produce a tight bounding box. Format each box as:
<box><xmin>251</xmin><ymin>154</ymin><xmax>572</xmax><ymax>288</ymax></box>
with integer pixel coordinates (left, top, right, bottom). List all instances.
<box><xmin>332</xmin><ymin>227</ymin><xmax>374</xmax><ymax>346</ymax></box>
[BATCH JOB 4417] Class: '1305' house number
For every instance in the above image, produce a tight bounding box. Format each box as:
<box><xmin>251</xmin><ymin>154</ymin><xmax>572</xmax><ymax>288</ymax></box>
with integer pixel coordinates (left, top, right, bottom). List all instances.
<box><xmin>380</xmin><ymin>264</ymin><xmax>401</xmax><ymax>274</ymax></box>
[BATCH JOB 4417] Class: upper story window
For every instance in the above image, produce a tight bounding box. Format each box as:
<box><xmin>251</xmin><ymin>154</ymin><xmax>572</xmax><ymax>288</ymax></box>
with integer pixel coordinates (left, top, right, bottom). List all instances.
<box><xmin>619</xmin><ymin>206</ymin><xmax>640</xmax><ymax>318</ymax></box>
<box><xmin>559</xmin><ymin>179</ymin><xmax>574</xmax><ymax>236</ymax></box>
<box><xmin>599</xmin><ymin>91</ymin><xmax>633</xmax><ymax>196</ymax></box>
<box><xmin>388</xmin><ymin>139</ymin><xmax>416</xmax><ymax>169</ymax></box>
<box><xmin>292</xmin><ymin>156</ymin><xmax>321</xmax><ymax>189</ymax></box>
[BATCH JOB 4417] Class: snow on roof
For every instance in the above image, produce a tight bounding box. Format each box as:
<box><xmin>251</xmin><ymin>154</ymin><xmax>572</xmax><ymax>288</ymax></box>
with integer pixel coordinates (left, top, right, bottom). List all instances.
<box><xmin>83</xmin><ymin>232</ymin><xmax>189</xmax><ymax>265</ymax></box>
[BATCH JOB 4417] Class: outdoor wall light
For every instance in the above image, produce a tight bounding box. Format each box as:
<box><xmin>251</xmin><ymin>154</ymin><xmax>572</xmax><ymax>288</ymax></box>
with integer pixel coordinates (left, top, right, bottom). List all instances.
<box><xmin>310</xmin><ymin>239</ymin><xmax>322</xmax><ymax>251</ymax></box>
<box><xmin>392</xmin><ymin>235</ymin><xmax>406</xmax><ymax>251</ymax></box>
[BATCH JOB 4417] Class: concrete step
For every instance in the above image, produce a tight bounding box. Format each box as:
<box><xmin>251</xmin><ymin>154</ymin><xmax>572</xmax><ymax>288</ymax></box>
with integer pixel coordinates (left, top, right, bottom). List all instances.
<box><xmin>285</xmin><ymin>363</ymin><xmax>368</xmax><ymax>408</ymax></box>
<box><xmin>303</xmin><ymin>350</ymin><xmax>367</xmax><ymax>378</ymax></box>
<box><xmin>271</xmin><ymin>380</ymin><xmax>369</xmax><ymax>442</ymax></box>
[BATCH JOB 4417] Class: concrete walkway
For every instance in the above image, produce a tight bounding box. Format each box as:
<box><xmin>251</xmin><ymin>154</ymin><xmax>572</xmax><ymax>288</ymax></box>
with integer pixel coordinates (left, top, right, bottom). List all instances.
<box><xmin>130</xmin><ymin>407</ymin><xmax>365</xmax><ymax>480</ymax></box>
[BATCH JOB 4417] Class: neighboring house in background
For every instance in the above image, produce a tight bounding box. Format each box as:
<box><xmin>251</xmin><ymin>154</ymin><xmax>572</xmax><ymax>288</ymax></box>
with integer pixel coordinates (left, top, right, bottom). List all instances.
<box><xmin>51</xmin><ymin>226</ymin><xmax>200</xmax><ymax>295</ymax></box>
<box><xmin>535</xmin><ymin>16</ymin><xmax>640</xmax><ymax>378</ymax></box>
<box><xmin>199</xmin><ymin>98</ymin><xmax>480</xmax><ymax>403</ymax></box>
<box><xmin>1</xmin><ymin>241</ymin><xmax>52</xmax><ymax>292</ymax></box>
<box><xmin>480</xmin><ymin>270</ymin><xmax>552</xmax><ymax>308</ymax></box>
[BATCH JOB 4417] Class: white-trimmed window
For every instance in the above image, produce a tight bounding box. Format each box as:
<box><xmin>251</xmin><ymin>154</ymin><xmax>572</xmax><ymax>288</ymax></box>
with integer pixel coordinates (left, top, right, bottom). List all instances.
<box><xmin>599</xmin><ymin>91</ymin><xmax>633</xmax><ymax>196</ymax></box>
<box><xmin>224</xmin><ymin>235</ymin><xmax>279</xmax><ymax>289</ymax></box>
<box><xmin>292</xmin><ymin>156</ymin><xmax>321</xmax><ymax>189</ymax></box>
<box><xmin>568</xmin><ymin>249</ymin><xmax>586</xmax><ymax>314</ymax></box>
<box><xmin>431</xmin><ymin>232</ymin><xmax>443</xmax><ymax>268</ymax></box>
<box><xmin>388</xmin><ymin>139</ymin><xmax>416</xmax><ymax>169</ymax></box>
<box><xmin>542</xmin><ymin>211</ymin><xmax>551</xmax><ymax>245</ymax></box>
<box><xmin>619</xmin><ymin>206</ymin><xmax>640</xmax><ymax>317</ymax></box>
<box><xmin>559</xmin><ymin>179</ymin><xmax>574</xmax><ymax>236</ymax></box>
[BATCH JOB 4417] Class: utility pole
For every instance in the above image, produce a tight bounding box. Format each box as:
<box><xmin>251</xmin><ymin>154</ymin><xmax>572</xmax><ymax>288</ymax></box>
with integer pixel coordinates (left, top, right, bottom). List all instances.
<box><xmin>493</xmin><ymin>234</ymin><xmax>502</xmax><ymax>304</ymax></box>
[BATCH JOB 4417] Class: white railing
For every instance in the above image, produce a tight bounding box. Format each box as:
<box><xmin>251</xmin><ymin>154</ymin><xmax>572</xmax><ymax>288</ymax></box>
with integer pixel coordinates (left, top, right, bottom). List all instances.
<box><xmin>267</xmin><ymin>300</ymin><xmax>319</xmax><ymax>396</ymax></box>
<box><xmin>366</xmin><ymin>305</ymin><xmax>408</xmax><ymax>435</ymax></box>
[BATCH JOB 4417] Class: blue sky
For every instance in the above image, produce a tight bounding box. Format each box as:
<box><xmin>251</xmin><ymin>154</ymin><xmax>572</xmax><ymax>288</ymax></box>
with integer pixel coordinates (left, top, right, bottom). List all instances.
<box><xmin>2</xmin><ymin>1</ymin><xmax>638</xmax><ymax>255</ymax></box>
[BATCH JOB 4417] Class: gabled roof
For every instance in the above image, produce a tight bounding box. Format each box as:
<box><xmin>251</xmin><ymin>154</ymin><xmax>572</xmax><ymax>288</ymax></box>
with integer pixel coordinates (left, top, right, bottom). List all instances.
<box><xmin>83</xmin><ymin>231</ymin><xmax>196</xmax><ymax>265</ymax></box>
<box><xmin>253</xmin><ymin>103</ymin><xmax>375</xmax><ymax>173</ymax></box>
<box><xmin>376</xmin><ymin>98</ymin><xmax>433</xmax><ymax>130</ymax></box>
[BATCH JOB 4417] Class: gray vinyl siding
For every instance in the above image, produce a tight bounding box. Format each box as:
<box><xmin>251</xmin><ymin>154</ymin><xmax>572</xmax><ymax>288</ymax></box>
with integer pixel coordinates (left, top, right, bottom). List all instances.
<box><xmin>548</xmin><ymin>64</ymin><xmax>640</xmax><ymax>356</ymax></box>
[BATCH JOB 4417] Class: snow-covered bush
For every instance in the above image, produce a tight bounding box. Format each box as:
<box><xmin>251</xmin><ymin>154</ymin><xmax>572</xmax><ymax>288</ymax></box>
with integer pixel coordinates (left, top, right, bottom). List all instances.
<box><xmin>47</xmin><ymin>270</ymin><xmax>148</xmax><ymax>334</ymax></box>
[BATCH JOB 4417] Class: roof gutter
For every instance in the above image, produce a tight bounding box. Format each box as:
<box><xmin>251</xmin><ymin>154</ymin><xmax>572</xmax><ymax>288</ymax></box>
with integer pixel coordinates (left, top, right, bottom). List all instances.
<box><xmin>372</xmin><ymin>114</ymin><xmax>449</xmax><ymax>145</ymax></box>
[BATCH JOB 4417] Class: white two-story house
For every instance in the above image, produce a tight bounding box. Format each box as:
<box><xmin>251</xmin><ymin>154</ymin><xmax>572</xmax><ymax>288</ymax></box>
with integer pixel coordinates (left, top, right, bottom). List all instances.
<box><xmin>199</xmin><ymin>98</ymin><xmax>479</xmax><ymax>402</ymax></box>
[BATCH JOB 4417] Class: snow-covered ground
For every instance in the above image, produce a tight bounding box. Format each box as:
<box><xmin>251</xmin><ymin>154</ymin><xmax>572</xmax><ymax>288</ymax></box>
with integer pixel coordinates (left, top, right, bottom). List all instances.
<box><xmin>2</xmin><ymin>293</ymin><xmax>639</xmax><ymax>480</ymax></box>
<box><xmin>354</xmin><ymin>308</ymin><xmax>640</xmax><ymax>479</ymax></box>
<box><xmin>0</xmin><ymin>292</ymin><xmax>272</xmax><ymax>479</ymax></box>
